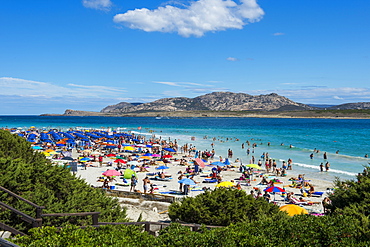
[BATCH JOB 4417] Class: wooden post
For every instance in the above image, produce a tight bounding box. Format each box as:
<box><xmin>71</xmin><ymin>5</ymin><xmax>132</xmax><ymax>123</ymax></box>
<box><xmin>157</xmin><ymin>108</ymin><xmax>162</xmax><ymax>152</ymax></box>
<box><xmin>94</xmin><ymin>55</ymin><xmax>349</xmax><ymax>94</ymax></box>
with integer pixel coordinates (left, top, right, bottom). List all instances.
<box><xmin>35</xmin><ymin>206</ymin><xmax>45</xmax><ymax>219</ymax></box>
<box><xmin>92</xmin><ymin>214</ymin><xmax>99</xmax><ymax>225</ymax></box>
<box><xmin>144</xmin><ymin>223</ymin><xmax>150</xmax><ymax>232</ymax></box>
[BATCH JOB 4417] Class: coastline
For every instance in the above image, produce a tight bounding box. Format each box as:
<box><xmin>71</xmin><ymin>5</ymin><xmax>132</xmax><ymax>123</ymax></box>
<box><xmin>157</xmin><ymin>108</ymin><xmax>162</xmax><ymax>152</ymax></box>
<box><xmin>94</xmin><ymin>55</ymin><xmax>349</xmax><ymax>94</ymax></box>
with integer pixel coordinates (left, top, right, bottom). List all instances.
<box><xmin>3</xmin><ymin>125</ymin><xmax>346</xmax><ymax>220</ymax></box>
<box><xmin>72</xmin><ymin>150</ymin><xmax>334</xmax><ymax>221</ymax></box>
<box><xmin>40</xmin><ymin>109</ymin><xmax>370</xmax><ymax>119</ymax></box>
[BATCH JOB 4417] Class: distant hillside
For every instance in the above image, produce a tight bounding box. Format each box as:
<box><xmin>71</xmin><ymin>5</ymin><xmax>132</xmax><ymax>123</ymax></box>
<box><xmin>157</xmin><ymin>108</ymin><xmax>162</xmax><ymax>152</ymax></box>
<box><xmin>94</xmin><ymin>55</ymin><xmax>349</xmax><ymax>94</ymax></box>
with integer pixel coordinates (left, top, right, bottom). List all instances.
<box><xmin>307</xmin><ymin>104</ymin><xmax>336</xmax><ymax>108</ymax></box>
<box><xmin>102</xmin><ymin>92</ymin><xmax>316</xmax><ymax>113</ymax></box>
<box><xmin>329</xmin><ymin>102</ymin><xmax>370</xmax><ymax>110</ymax></box>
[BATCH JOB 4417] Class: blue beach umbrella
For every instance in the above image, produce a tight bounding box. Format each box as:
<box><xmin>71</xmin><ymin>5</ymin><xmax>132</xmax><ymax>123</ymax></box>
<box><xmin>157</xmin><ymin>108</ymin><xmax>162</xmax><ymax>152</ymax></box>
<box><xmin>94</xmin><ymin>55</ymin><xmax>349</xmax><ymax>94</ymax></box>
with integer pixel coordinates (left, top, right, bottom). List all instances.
<box><xmin>80</xmin><ymin>157</ymin><xmax>91</xmax><ymax>162</ymax></box>
<box><xmin>32</xmin><ymin>146</ymin><xmax>43</xmax><ymax>150</ymax></box>
<box><xmin>163</xmin><ymin>148</ymin><xmax>176</xmax><ymax>152</ymax></box>
<box><xmin>156</xmin><ymin>165</ymin><xmax>170</xmax><ymax>170</ymax></box>
<box><xmin>211</xmin><ymin>161</ymin><xmax>225</xmax><ymax>166</ymax></box>
<box><xmin>178</xmin><ymin>178</ymin><xmax>196</xmax><ymax>186</ymax></box>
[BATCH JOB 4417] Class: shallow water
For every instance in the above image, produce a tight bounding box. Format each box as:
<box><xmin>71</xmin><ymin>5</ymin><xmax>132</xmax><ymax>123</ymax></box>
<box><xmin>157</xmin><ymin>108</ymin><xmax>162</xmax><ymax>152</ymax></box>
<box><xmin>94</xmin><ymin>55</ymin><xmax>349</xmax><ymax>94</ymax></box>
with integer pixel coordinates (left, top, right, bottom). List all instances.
<box><xmin>2</xmin><ymin>116</ymin><xmax>369</xmax><ymax>182</ymax></box>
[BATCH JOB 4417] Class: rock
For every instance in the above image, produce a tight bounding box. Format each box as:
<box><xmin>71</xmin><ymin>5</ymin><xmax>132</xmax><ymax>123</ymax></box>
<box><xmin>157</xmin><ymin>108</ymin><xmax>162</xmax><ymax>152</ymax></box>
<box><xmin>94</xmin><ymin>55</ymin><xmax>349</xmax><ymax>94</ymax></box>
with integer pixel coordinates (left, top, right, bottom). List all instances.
<box><xmin>102</xmin><ymin>92</ymin><xmax>316</xmax><ymax>113</ymax></box>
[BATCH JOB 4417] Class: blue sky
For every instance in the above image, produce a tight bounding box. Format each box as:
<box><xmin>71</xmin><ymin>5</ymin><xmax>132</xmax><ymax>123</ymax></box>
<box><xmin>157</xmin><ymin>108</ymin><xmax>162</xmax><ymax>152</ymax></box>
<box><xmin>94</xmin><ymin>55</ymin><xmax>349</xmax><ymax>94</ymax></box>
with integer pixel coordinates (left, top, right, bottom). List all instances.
<box><xmin>1</xmin><ymin>0</ymin><xmax>369</xmax><ymax>114</ymax></box>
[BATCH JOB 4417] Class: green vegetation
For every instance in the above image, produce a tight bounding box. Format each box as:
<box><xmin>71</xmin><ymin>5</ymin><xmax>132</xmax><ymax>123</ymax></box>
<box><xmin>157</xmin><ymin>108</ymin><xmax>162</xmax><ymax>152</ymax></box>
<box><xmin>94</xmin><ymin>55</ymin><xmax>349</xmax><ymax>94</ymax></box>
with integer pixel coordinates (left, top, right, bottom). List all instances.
<box><xmin>329</xmin><ymin>167</ymin><xmax>370</xmax><ymax>221</ymax></box>
<box><xmin>13</xmin><ymin>215</ymin><xmax>370</xmax><ymax>246</ymax></box>
<box><xmin>3</xmin><ymin>129</ymin><xmax>370</xmax><ymax>246</ymax></box>
<box><xmin>0</xmin><ymin>130</ymin><xmax>127</xmax><ymax>233</ymax></box>
<box><xmin>168</xmin><ymin>188</ymin><xmax>284</xmax><ymax>226</ymax></box>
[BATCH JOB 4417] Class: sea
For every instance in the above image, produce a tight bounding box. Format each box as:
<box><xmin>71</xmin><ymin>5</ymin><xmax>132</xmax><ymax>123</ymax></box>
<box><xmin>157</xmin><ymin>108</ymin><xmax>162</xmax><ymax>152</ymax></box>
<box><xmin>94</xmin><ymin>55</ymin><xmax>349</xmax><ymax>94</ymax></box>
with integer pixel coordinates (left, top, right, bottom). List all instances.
<box><xmin>1</xmin><ymin>115</ymin><xmax>369</xmax><ymax>182</ymax></box>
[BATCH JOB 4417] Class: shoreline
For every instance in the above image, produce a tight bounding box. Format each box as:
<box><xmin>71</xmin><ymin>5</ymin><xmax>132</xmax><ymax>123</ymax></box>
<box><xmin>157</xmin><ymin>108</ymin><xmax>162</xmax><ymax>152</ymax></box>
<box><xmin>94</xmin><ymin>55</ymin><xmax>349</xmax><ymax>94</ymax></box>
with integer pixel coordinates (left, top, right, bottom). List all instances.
<box><xmin>39</xmin><ymin>109</ymin><xmax>370</xmax><ymax>119</ymax></box>
<box><xmin>5</xmin><ymin>125</ymin><xmax>356</xmax><ymax>220</ymax></box>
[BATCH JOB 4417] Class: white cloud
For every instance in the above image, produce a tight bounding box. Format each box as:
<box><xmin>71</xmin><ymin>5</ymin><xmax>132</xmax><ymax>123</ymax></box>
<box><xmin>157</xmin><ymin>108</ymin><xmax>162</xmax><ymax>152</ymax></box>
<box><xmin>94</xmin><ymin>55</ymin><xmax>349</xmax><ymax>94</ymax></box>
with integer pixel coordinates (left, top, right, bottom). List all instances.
<box><xmin>333</xmin><ymin>95</ymin><xmax>344</xmax><ymax>100</ymax></box>
<box><xmin>273</xmin><ymin>32</ymin><xmax>285</xmax><ymax>36</ymax></box>
<box><xmin>0</xmin><ymin>77</ymin><xmax>126</xmax><ymax>98</ymax></box>
<box><xmin>244</xmin><ymin>87</ymin><xmax>370</xmax><ymax>104</ymax></box>
<box><xmin>154</xmin><ymin>81</ymin><xmax>181</xmax><ymax>86</ymax></box>
<box><xmin>226</xmin><ymin>57</ymin><xmax>238</xmax><ymax>61</ymax></box>
<box><xmin>82</xmin><ymin>0</ymin><xmax>112</xmax><ymax>11</ymax></box>
<box><xmin>113</xmin><ymin>0</ymin><xmax>264</xmax><ymax>37</ymax></box>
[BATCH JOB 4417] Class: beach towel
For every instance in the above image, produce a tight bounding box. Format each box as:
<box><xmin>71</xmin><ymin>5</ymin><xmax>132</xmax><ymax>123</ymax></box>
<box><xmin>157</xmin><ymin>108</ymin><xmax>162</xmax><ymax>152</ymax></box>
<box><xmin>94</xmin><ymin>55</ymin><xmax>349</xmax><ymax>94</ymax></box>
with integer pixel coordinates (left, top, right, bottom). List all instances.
<box><xmin>203</xmin><ymin>179</ymin><xmax>217</xmax><ymax>183</ymax></box>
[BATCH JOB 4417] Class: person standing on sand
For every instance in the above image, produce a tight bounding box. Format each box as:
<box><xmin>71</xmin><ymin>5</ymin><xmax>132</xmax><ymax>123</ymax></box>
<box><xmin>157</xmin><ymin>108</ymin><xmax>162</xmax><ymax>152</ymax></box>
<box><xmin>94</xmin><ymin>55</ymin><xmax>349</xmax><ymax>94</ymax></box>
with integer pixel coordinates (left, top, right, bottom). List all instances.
<box><xmin>143</xmin><ymin>176</ymin><xmax>150</xmax><ymax>194</ymax></box>
<box><xmin>98</xmin><ymin>155</ymin><xmax>103</xmax><ymax>167</ymax></box>
<box><xmin>178</xmin><ymin>173</ymin><xmax>184</xmax><ymax>192</ymax></box>
<box><xmin>130</xmin><ymin>175</ymin><xmax>137</xmax><ymax>192</ymax></box>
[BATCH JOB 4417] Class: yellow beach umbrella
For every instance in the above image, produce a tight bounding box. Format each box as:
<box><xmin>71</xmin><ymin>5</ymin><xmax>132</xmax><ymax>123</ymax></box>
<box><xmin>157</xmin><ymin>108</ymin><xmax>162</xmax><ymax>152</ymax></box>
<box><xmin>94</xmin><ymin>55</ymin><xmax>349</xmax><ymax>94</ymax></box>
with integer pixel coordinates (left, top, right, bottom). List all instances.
<box><xmin>215</xmin><ymin>181</ymin><xmax>235</xmax><ymax>188</ymax></box>
<box><xmin>42</xmin><ymin>152</ymin><xmax>52</xmax><ymax>156</ymax></box>
<box><xmin>140</xmin><ymin>156</ymin><xmax>151</xmax><ymax>160</ymax></box>
<box><xmin>123</xmin><ymin>146</ymin><xmax>135</xmax><ymax>151</ymax></box>
<box><xmin>247</xmin><ymin>164</ymin><xmax>263</xmax><ymax>170</ymax></box>
<box><xmin>156</xmin><ymin>161</ymin><xmax>165</xmax><ymax>165</ymax></box>
<box><xmin>279</xmin><ymin>204</ymin><xmax>308</xmax><ymax>216</ymax></box>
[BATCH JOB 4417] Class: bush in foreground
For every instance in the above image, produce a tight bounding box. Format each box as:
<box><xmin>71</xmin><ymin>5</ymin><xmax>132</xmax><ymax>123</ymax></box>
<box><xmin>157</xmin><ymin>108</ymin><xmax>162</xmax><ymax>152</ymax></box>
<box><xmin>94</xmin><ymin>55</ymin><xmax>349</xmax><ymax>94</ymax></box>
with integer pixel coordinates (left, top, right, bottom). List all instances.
<box><xmin>168</xmin><ymin>187</ymin><xmax>285</xmax><ymax>226</ymax></box>
<box><xmin>0</xmin><ymin>130</ymin><xmax>127</xmax><ymax>233</ymax></box>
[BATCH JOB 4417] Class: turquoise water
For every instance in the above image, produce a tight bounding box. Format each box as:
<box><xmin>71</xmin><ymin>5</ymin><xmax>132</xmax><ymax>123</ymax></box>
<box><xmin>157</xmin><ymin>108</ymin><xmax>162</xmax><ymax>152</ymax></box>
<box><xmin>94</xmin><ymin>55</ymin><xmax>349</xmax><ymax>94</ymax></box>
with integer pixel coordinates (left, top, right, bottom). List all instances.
<box><xmin>1</xmin><ymin>116</ymin><xmax>369</xmax><ymax>182</ymax></box>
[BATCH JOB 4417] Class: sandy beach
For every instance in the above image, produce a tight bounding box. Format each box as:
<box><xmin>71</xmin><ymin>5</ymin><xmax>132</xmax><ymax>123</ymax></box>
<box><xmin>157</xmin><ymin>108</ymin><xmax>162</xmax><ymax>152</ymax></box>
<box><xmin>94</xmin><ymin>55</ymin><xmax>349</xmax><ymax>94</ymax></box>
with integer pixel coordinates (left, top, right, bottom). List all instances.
<box><xmin>6</xmin><ymin>125</ymin><xmax>336</xmax><ymax>222</ymax></box>
<box><xmin>66</xmin><ymin>149</ymin><xmax>333</xmax><ymax>221</ymax></box>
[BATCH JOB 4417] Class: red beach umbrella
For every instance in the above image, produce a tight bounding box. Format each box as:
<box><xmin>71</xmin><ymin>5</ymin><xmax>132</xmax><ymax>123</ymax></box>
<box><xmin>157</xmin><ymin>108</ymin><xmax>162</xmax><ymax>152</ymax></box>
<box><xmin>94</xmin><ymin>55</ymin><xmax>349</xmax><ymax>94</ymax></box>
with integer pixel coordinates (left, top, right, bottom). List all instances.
<box><xmin>102</xmin><ymin>169</ymin><xmax>121</xmax><ymax>177</ymax></box>
<box><xmin>114</xmin><ymin>159</ymin><xmax>126</xmax><ymax>163</ymax></box>
<box><xmin>194</xmin><ymin>158</ymin><xmax>205</xmax><ymax>168</ymax></box>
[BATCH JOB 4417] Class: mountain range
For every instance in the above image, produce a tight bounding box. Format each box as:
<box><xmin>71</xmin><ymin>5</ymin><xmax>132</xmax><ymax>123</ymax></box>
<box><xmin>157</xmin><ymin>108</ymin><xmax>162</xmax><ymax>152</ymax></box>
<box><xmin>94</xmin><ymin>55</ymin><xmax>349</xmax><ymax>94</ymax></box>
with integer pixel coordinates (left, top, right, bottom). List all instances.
<box><xmin>55</xmin><ymin>92</ymin><xmax>370</xmax><ymax>117</ymax></box>
<box><xmin>100</xmin><ymin>92</ymin><xmax>316</xmax><ymax>113</ymax></box>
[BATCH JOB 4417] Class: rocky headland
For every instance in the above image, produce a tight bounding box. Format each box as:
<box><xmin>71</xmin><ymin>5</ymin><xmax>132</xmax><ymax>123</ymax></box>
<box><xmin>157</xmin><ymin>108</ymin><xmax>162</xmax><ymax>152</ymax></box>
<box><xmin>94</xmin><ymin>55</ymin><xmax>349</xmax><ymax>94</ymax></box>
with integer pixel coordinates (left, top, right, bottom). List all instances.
<box><xmin>41</xmin><ymin>92</ymin><xmax>370</xmax><ymax>119</ymax></box>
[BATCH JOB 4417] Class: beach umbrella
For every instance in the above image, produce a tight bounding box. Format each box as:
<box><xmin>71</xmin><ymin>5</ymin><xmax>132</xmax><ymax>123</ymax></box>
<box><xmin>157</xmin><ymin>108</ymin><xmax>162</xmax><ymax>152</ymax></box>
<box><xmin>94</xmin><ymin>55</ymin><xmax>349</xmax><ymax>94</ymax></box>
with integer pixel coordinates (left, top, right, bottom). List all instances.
<box><xmin>123</xmin><ymin>169</ymin><xmax>136</xmax><ymax>179</ymax></box>
<box><xmin>163</xmin><ymin>148</ymin><xmax>176</xmax><ymax>152</ymax></box>
<box><xmin>127</xmin><ymin>160</ymin><xmax>140</xmax><ymax>166</ymax></box>
<box><xmin>61</xmin><ymin>157</ymin><xmax>74</xmax><ymax>161</ymax></box>
<box><xmin>79</xmin><ymin>157</ymin><xmax>91</xmax><ymax>162</ymax></box>
<box><xmin>264</xmin><ymin>186</ymin><xmax>285</xmax><ymax>193</ymax></box>
<box><xmin>106</xmin><ymin>154</ymin><xmax>116</xmax><ymax>157</ymax></box>
<box><xmin>163</xmin><ymin>154</ymin><xmax>173</xmax><ymax>158</ymax></box>
<box><xmin>124</xmin><ymin>146</ymin><xmax>135</xmax><ymax>151</ymax></box>
<box><xmin>194</xmin><ymin>158</ymin><xmax>205</xmax><ymax>168</ymax></box>
<box><xmin>156</xmin><ymin>161</ymin><xmax>165</xmax><ymax>166</ymax></box>
<box><xmin>140</xmin><ymin>156</ymin><xmax>152</xmax><ymax>160</ymax></box>
<box><xmin>280</xmin><ymin>204</ymin><xmax>308</xmax><ymax>217</ymax></box>
<box><xmin>152</xmin><ymin>154</ymin><xmax>161</xmax><ymax>157</ymax></box>
<box><xmin>156</xmin><ymin>165</ymin><xmax>170</xmax><ymax>170</ymax></box>
<box><xmin>114</xmin><ymin>159</ymin><xmax>126</xmax><ymax>163</ymax></box>
<box><xmin>102</xmin><ymin>169</ymin><xmax>121</xmax><ymax>177</ymax></box>
<box><xmin>32</xmin><ymin>146</ymin><xmax>43</xmax><ymax>150</ymax></box>
<box><xmin>247</xmin><ymin>164</ymin><xmax>263</xmax><ymax>170</ymax></box>
<box><xmin>143</xmin><ymin>153</ymin><xmax>152</xmax><ymax>156</ymax></box>
<box><xmin>178</xmin><ymin>178</ymin><xmax>196</xmax><ymax>186</ymax></box>
<box><xmin>211</xmin><ymin>161</ymin><xmax>225</xmax><ymax>167</ymax></box>
<box><xmin>215</xmin><ymin>181</ymin><xmax>235</xmax><ymax>188</ymax></box>
<box><xmin>136</xmin><ymin>144</ymin><xmax>146</xmax><ymax>147</ymax></box>
<box><xmin>264</xmin><ymin>186</ymin><xmax>285</xmax><ymax>201</ymax></box>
